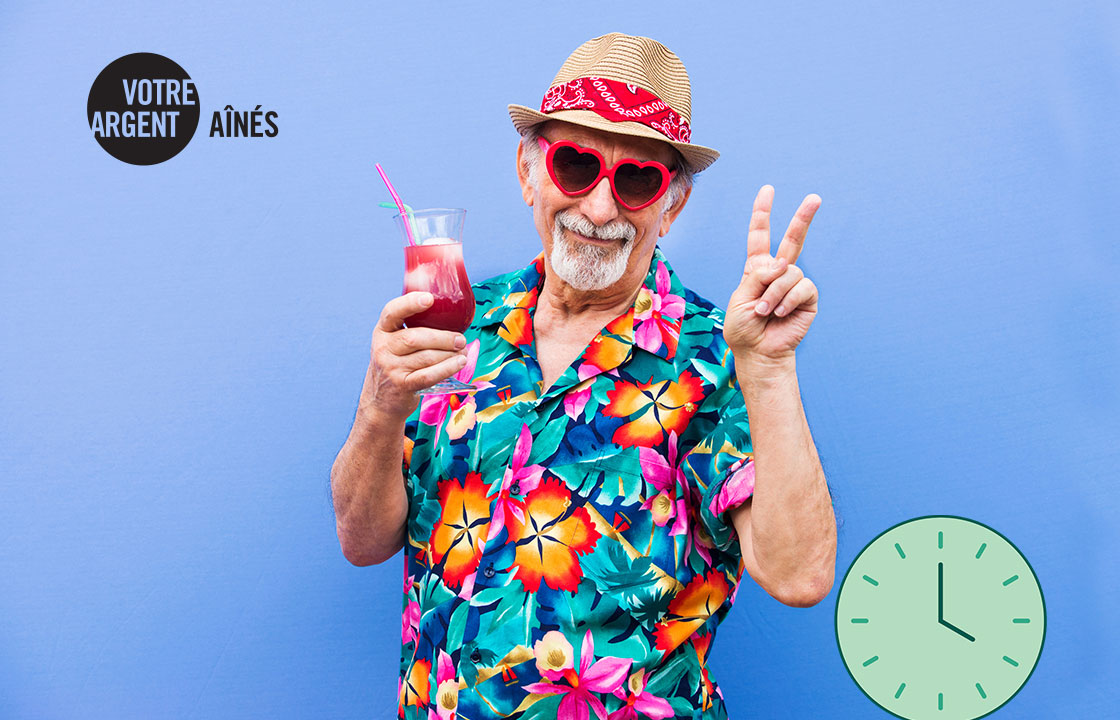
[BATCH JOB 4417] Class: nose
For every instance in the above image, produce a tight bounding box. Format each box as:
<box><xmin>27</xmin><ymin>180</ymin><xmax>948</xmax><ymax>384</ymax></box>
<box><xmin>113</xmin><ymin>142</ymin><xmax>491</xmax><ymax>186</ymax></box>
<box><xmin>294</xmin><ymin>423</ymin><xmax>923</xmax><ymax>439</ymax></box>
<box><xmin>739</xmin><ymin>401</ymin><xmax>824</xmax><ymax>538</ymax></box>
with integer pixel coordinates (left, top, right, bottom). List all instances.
<box><xmin>579</xmin><ymin>176</ymin><xmax>620</xmax><ymax>227</ymax></box>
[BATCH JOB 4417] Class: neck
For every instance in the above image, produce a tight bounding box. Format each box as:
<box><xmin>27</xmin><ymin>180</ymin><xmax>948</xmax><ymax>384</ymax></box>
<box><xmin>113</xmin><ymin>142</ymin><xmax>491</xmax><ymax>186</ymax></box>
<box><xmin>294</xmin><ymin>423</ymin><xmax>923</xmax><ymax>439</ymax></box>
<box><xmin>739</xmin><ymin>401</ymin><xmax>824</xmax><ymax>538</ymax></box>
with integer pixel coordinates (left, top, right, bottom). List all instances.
<box><xmin>538</xmin><ymin>255</ymin><xmax>646</xmax><ymax>320</ymax></box>
<box><xmin>539</xmin><ymin>275</ymin><xmax>640</xmax><ymax>320</ymax></box>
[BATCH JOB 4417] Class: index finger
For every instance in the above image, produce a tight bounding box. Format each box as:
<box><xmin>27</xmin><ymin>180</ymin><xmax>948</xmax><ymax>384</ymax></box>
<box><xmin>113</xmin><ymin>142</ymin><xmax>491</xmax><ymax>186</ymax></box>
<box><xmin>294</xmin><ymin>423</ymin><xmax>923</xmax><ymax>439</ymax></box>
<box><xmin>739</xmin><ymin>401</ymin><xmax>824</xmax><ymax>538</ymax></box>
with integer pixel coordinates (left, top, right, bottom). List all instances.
<box><xmin>775</xmin><ymin>194</ymin><xmax>822</xmax><ymax>265</ymax></box>
<box><xmin>378</xmin><ymin>292</ymin><xmax>434</xmax><ymax>332</ymax></box>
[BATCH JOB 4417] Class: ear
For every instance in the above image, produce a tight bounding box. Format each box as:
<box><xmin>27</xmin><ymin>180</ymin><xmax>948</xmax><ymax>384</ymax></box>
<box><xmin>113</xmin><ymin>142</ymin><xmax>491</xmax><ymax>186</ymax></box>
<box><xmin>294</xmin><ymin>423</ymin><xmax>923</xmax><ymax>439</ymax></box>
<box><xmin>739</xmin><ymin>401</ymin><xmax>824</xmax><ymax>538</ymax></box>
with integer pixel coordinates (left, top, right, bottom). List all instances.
<box><xmin>658</xmin><ymin>184</ymin><xmax>692</xmax><ymax>237</ymax></box>
<box><xmin>516</xmin><ymin>139</ymin><xmax>534</xmax><ymax>207</ymax></box>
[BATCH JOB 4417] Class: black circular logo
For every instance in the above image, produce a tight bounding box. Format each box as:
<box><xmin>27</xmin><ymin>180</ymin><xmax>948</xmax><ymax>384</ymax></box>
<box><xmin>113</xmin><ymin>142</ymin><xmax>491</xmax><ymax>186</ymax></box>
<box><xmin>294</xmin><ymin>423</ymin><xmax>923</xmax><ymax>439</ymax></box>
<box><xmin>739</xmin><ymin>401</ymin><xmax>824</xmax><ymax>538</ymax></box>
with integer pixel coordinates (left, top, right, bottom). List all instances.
<box><xmin>87</xmin><ymin>53</ymin><xmax>200</xmax><ymax>165</ymax></box>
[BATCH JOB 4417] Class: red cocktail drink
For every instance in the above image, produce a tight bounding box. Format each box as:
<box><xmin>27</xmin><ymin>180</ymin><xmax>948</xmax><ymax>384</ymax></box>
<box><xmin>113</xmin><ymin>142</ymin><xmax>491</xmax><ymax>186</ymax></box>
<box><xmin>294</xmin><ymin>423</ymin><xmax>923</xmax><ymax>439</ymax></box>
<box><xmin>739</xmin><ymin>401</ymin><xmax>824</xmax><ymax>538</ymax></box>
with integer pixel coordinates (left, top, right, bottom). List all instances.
<box><xmin>392</xmin><ymin>208</ymin><xmax>476</xmax><ymax>395</ymax></box>
<box><xmin>403</xmin><ymin>241</ymin><xmax>475</xmax><ymax>332</ymax></box>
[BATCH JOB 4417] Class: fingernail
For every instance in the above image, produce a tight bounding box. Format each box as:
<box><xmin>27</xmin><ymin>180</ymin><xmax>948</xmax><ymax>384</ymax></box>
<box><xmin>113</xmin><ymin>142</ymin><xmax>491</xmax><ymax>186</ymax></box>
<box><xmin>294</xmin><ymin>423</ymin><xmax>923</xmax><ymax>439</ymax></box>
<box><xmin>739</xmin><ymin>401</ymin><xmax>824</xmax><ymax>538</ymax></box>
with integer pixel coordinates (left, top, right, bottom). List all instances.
<box><xmin>775</xmin><ymin>304</ymin><xmax>787</xmax><ymax>316</ymax></box>
<box><xmin>454</xmin><ymin>335</ymin><xmax>466</xmax><ymax>349</ymax></box>
<box><xmin>458</xmin><ymin>355</ymin><xmax>468</xmax><ymax>366</ymax></box>
<box><xmin>755</xmin><ymin>300</ymin><xmax>770</xmax><ymax>315</ymax></box>
<box><xmin>421</xmin><ymin>293</ymin><xmax>433</xmax><ymax>305</ymax></box>
<box><xmin>770</xmin><ymin>258</ymin><xmax>782</xmax><ymax>272</ymax></box>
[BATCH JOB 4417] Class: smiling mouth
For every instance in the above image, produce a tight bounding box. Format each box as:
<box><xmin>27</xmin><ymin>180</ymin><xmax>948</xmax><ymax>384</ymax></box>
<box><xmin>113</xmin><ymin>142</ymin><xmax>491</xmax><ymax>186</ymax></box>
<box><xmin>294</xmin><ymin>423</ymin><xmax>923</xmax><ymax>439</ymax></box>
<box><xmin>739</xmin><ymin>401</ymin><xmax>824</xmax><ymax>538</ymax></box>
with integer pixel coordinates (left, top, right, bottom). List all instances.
<box><xmin>567</xmin><ymin>228</ymin><xmax>614</xmax><ymax>246</ymax></box>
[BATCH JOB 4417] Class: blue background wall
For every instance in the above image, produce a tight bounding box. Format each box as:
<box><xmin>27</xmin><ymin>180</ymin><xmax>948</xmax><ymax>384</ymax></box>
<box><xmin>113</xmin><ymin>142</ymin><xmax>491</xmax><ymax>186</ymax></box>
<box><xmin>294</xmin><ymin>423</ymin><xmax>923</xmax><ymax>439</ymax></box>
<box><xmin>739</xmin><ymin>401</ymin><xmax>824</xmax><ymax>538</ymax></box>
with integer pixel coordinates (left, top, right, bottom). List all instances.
<box><xmin>1</xmin><ymin>1</ymin><xmax>1116</xmax><ymax>718</ymax></box>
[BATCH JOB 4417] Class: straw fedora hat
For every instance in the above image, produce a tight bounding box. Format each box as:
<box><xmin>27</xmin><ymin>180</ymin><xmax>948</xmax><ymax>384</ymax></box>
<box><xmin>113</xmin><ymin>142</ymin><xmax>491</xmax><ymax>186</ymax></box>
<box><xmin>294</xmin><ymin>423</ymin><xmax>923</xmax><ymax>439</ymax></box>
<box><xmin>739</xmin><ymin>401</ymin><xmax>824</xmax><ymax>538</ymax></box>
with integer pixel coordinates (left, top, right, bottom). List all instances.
<box><xmin>509</xmin><ymin>33</ymin><xmax>719</xmax><ymax>173</ymax></box>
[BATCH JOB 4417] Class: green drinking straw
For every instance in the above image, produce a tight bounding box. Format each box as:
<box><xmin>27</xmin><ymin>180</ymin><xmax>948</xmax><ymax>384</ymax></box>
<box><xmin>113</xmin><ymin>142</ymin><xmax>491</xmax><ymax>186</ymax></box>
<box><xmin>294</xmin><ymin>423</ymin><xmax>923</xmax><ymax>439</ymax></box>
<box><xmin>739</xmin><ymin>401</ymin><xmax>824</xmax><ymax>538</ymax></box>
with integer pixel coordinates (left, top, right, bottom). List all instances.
<box><xmin>378</xmin><ymin>202</ymin><xmax>421</xmax><ymax>244</ymax></box>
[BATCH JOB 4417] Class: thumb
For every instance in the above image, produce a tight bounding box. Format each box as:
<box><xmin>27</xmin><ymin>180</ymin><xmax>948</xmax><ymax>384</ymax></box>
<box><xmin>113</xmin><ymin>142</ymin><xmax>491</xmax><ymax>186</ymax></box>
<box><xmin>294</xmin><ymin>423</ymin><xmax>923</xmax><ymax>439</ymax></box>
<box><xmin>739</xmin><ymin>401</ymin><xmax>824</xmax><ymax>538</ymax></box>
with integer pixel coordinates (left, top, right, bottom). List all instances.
<box><xmin>736</xmin><ymin>254</ymin><xmax>787</xmax><ymax>301</ymax></box>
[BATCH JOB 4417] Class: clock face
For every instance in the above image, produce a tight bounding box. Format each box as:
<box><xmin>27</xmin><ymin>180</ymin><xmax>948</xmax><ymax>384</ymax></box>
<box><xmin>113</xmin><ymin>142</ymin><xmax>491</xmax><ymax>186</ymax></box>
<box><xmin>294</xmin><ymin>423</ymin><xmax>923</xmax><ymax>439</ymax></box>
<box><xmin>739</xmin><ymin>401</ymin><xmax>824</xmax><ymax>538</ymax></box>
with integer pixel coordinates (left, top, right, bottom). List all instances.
<box><xmin>836</xmin><ymin>516</ymin><xmax>1045</xmax><ymax>720</ymax></box>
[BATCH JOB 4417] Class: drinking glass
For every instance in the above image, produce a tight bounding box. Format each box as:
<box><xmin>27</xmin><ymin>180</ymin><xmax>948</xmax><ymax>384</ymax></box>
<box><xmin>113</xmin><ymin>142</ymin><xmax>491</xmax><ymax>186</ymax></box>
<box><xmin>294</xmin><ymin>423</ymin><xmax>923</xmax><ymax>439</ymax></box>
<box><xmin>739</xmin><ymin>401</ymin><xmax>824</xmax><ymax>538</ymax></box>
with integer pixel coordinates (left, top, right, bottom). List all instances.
<box><xmin>395</xmin><ymin>208</ymin><xmax>476</xmax><ymax>395</ymax></box>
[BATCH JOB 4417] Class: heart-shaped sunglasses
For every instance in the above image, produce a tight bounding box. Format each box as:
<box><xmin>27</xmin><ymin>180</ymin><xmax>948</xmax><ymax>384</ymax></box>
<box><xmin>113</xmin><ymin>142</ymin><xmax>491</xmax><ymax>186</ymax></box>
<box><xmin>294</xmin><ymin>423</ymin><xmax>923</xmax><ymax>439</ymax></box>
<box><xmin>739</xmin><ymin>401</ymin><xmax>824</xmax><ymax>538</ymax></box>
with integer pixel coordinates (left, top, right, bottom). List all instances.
<box><xmin>537</xmin><ymin>137</ymin><xmax>677</xmax><ymax>211</ymax></box>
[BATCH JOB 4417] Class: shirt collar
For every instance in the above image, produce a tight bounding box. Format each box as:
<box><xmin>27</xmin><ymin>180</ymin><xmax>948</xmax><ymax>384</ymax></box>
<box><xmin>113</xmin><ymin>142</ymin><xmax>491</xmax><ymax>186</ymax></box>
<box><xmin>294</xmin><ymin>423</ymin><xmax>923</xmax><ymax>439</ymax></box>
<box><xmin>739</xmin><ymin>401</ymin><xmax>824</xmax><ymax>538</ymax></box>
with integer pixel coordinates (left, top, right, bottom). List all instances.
<box><xmin>477</xmin><ymin>246</ymin><xmax>686</xmax><ymax>365</ymax></box>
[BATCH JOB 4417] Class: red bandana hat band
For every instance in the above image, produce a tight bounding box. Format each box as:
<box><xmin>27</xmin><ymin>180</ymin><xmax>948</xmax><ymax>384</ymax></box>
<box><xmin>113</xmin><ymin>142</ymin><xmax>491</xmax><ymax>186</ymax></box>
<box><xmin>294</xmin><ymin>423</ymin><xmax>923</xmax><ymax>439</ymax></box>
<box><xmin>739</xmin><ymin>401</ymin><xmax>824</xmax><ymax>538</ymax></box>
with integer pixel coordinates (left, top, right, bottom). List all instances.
<box><xmin>540</xmin><ymin>76</ymin><xmax>692</xmax><ymax>144</ymax></box>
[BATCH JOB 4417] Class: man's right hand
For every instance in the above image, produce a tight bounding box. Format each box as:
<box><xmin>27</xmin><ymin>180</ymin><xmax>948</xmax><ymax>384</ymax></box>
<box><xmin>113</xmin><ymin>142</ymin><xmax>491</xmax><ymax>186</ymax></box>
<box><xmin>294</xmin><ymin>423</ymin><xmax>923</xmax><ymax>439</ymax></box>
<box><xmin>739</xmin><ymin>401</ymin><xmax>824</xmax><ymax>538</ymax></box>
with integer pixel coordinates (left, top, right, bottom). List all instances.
<box><xmin>362</xmin><ymin>292</ymin><xmax>469</xmax><ymax>421</ymax></box>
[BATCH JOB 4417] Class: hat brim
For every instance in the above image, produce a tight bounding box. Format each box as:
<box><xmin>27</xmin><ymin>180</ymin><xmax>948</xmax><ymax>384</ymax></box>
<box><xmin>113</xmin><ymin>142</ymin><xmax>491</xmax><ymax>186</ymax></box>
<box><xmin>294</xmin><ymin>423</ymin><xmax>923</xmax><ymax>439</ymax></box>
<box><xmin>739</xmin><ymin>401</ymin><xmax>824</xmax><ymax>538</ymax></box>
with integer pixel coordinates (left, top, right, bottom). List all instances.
<box><xmin>508</xmin><ymin>104</ymin><xmax>719</xmax><ymax>173</ymax></box>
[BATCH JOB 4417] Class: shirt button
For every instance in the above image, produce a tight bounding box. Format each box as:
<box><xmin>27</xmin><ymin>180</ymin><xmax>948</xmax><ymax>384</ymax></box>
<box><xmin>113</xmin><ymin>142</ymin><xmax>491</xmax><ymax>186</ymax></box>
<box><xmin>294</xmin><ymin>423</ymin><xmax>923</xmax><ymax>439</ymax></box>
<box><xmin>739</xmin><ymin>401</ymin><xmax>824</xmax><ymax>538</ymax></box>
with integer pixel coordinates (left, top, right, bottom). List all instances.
<box><xmin>483</xmin><ymin>564</ymin><xmax>495</xmax><ymax>578</ymax></box>
<box><xmin>510</xmin><ymin>482</ymin><xmax>520</xmax><ymax>494</ymax></box>
<box><xmin>470</xmin><ymin>649</ymin><xmax>482</xmax><ymax>663</ymax></box>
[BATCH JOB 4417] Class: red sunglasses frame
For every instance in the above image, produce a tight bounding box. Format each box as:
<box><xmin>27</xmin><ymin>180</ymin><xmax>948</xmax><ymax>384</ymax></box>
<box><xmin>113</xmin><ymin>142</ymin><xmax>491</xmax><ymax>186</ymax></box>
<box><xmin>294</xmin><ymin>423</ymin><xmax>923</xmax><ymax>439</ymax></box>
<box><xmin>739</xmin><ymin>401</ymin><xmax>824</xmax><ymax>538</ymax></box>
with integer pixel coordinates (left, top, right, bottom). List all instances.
<box><xmin>537</xmin><ymin>137</ymin><xmax>677</xmax><ymax>211</ymax></box>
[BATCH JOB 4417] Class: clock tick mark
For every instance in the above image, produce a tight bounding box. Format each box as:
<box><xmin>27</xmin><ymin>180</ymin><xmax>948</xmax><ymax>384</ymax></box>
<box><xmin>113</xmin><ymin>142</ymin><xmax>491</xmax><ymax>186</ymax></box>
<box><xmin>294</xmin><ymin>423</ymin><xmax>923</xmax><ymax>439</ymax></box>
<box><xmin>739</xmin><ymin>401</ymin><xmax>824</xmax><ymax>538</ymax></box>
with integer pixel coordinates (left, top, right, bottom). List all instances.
<box><xmin>938</xmin><ymin>531</ymin><xmax>943</xmax><ymax>549</ymax></box>
<box><xmin>862</xmin><ymin>655</ymin><xmax>879</xmax><ymax>667</ymax></box>
<box><xmin>894</xmin><ymin>682</ymin><xmax>906</xmax><ymax>699</ymax></box>
<box><xmin>975</xmin><ymin>542</ymin><xmax>987</xmax><ymax>559</ymax></box>
<box><xmin>1013</xmin><ymin>618</ymin><xmax>1030</xmax><ymax>624</ymax></box>
<box><xmin>1002</xmin><ymin>655</ymin><xmax>1019</xmax><ymax>667</ymax></box>
<box><xmin>975</xmin><ymin>683</ymin><xmax>987</xmax><ymax>699</ymax></box>
<box><xmin>862</xmin><ymin>574</ymin><xmax>879</xmax><ymax>586</ymax></box>
<box><xmin>850</xmin><ymin>618</ymin><xmax>869</xmax><ymax>624</ymax></box>
<box><xmin>894</xmin><ymin>542</ymin><xmax>905</xmax><ymax>559</ymax></box>
<box><xmin>1003</xmin><ymin>574</ymin><xmax>1019</xmax><ymax>586</ymax></box>
<box><xmin>938</xmin><ymin>692</ymin><xmax>943</xmax><ymax>710</ymax></box>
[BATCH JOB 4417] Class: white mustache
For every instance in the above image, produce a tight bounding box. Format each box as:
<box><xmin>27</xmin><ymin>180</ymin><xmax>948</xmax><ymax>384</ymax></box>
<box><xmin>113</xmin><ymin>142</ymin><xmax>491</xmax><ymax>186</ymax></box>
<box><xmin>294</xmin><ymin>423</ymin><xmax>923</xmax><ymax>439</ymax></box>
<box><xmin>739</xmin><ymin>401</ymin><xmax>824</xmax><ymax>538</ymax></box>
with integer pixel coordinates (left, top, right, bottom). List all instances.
<box><xmin>555</xmin><ymin>210</ymin><xmax>636</xmax><ymax>242</ymax></box>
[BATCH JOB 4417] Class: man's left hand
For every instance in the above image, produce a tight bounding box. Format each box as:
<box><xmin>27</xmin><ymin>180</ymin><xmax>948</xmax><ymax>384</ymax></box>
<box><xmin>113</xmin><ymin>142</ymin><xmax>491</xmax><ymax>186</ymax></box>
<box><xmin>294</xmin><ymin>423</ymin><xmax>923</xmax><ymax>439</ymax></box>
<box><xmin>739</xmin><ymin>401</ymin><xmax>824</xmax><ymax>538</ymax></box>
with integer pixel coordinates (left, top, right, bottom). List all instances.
<box><xmin>724</xmin><ymin>185</ymin><xmax>821</xmax><ymax>365</ymax></box>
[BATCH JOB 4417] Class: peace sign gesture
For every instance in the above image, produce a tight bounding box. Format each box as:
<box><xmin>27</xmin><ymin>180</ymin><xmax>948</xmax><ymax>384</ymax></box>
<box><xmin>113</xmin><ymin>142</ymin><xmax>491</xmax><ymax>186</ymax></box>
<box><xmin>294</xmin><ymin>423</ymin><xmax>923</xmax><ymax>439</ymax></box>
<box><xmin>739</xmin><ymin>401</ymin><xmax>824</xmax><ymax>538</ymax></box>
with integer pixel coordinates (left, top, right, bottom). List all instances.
<box><xmin>724</xmin><ymin>185</ymin><xmax>821</xmax><ymax>364</ymax></box>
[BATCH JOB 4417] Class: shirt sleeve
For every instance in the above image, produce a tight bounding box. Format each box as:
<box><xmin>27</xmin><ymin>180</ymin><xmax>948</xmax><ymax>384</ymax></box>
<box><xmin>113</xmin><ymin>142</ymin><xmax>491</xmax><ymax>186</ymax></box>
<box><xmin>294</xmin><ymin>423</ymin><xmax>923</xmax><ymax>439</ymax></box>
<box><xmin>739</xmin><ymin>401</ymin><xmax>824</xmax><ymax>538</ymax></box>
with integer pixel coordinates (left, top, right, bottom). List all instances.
<box><xmin>679</xmin><ymin>360</ymin><xmax>755</xmax><ymax>554</ymax></box>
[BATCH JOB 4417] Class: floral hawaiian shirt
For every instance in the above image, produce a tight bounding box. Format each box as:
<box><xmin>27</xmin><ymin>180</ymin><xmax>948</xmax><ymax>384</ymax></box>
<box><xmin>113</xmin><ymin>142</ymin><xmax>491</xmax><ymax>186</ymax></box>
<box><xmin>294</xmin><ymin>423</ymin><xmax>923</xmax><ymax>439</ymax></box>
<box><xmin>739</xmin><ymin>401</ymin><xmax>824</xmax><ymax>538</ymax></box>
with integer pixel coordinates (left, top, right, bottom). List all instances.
<box><xmin>399</xmin><ymin>246</ymin><xmax>756</xmax><ymax>720</ymax></box>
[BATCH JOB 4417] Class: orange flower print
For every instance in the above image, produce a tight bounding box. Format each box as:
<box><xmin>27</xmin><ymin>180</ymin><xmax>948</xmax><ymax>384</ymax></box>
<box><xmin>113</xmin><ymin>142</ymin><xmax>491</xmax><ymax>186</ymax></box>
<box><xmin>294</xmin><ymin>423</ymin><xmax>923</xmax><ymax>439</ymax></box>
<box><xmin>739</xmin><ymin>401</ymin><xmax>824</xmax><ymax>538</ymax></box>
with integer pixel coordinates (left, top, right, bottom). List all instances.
<box><xmin>691</xmin><ymin>633</ymin><xmax>716</xmax><ymax>711</ymax></box>
<box><xmin>603</xmin><ymin>371</ymin><xmax>705</xmax><ymax>448</ymax></box>
<box><xmin>403</xmin><ymin>434</ymin><xmax>414</xmax><ymax>470</ymax></box>
<box><xmin>578</xmin><ymin>309</ymin><xmax>634</xmax><ymax>376</ymax></box>
<box><xmin>505</xmin><ymin>478</ymin><xmax>600</xmax><ymax>592</ymax></box>
<box><xmin>652</xmin><ymin>570</ymin><xmax>731</xmax><ymax>654</ymax></box>
<box><xmin>428</xmin><ymin>473</ymin><xmax>492</xmax><ymax>590</ymax></box>
<box><xmin>496</xmin><ymin>288</ymin><xmax>538</xmax><ymax>347</ymax></box>
<box><xmin>604</xmin><ymin>308</ymin><xmax>634</xmax><ymax>337</ymax></box>
<box><xmin>399</xmin><ymin>657</ymin><xmax>431</xmax><ymax>709</ymax></box>
<box><xmin>580</xmin><ymin>332</ymin><xmax>631</xmax><ymax>375</ymax></box>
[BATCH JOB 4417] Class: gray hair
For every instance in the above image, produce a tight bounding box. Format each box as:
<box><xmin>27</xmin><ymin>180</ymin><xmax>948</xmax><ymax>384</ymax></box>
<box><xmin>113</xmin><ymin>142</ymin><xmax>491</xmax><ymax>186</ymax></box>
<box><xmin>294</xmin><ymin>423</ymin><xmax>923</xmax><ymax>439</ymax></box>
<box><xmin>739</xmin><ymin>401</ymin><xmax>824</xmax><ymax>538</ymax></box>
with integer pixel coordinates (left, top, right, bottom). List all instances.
<box><xmin>519</xmin><ymin>124</ymin><xmax>694</xmax><ymax>210</ymax></box>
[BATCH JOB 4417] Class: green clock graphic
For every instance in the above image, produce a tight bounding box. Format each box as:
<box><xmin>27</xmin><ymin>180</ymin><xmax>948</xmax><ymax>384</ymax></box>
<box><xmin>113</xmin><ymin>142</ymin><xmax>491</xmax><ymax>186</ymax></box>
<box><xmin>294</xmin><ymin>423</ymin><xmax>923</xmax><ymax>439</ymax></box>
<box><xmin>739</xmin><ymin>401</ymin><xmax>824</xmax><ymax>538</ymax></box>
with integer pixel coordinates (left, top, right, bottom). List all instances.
<box><xmin>836</xmin><ymin>516</ymin><xmax>1045</xmax><ymax>720</ymax></box>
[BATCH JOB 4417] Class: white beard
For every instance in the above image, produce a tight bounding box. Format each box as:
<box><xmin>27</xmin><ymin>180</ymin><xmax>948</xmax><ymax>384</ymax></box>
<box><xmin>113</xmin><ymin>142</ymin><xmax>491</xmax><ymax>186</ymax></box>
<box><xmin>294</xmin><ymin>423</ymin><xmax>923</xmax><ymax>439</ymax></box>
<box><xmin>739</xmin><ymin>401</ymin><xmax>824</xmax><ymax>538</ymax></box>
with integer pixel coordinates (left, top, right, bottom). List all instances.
<box><xmin>549</xmin><ymin>210</ymin><xmax>637</xmax><ymax>291</ymax></box>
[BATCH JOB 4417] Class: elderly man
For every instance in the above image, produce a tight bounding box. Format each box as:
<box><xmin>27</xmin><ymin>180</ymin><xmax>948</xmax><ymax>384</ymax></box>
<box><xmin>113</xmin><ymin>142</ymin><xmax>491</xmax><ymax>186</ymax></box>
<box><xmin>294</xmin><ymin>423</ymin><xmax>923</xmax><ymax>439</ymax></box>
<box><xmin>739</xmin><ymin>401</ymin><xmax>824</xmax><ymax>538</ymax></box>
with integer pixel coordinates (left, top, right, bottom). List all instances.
<box><xmin>332</xmin><ymin>33</ymin><xmax>836</xmax><ymax>720</ymax></box>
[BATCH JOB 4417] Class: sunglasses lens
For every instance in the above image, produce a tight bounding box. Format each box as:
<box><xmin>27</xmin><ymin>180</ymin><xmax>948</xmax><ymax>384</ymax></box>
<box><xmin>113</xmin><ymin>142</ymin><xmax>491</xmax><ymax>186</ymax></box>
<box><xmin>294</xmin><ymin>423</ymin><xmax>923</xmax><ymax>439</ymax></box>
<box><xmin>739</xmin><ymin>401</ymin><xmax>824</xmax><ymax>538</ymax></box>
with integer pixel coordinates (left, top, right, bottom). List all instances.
<box><xmin>614</xmin><ymin>163</ymin><xmax>667</xmax><ymax>208</ymax></box>
<box><xmin>551</xmin><ymin>145</ymin><xmax>601</xmax><ymax>193</ymax></box>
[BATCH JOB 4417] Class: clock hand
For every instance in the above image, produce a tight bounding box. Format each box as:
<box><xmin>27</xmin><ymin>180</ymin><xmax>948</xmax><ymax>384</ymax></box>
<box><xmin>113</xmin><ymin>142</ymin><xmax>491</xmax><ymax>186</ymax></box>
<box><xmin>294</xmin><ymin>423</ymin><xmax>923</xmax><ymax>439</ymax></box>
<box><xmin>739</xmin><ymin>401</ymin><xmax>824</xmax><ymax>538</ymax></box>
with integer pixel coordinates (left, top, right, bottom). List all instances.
<box><xmin>938</xmin><ymin>562</ymin><xmax>944</xmax><ymax>623</ymax></box>
<box><xmin>941</xmin><ymin>618</ymin><xmax>976</xmax><ymax>643</ymax></box>
<box><xmin>937</xmin><ymin>561</ymin><xmax>976</xmax><ymax>642</ymax></box>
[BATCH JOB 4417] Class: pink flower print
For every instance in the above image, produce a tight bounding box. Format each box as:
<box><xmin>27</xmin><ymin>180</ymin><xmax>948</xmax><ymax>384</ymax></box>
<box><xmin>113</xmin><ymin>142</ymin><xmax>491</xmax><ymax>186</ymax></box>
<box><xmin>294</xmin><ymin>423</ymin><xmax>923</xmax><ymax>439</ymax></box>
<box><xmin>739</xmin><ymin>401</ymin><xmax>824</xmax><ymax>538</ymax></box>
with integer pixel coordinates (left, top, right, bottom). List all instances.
<box><xmin>608</xmin><ymin>668</ymin><xmax>674</xmax><ymax>720</ymax></box>
<box><xmin>523</xmin><ymin>630</ymin><xmax>632</xmax><ymax>720</ymax></box>
<box><xmin>429</xmin><ymin>649</ymin><xmax>459</xmax><ymax>720</ymax></box>
<box><xmin>633</xmin><ymin>263</ymin><xmax>684</xmax><ymax>357</ymax></box>
<box><xmin>485</xmin><ymin>423</ymin><xmax>544</xmax><ymax>542</ymax></box>
<box><xmin>708</xmin><ymin>457</ymin><xmax>755</xmax><ymax>517</ymax></box>
<box><xmin>402</xmin><ymin>599</ymin><xmax>420</xmax><ymax>645</ymax></box>
<box><xmin>418</xmin><ymin>340</ymin><xmax>491</xmax><ymax>441</ymax></box>
<box><xmin>638</xmin><ymin>432</ymin><xmax>689</xmax><ymax>540</ymax></box>
<box><xmin>564</xmin><ymin>384</ymin><xmax>593</xmax><ymax>421</ymax></box>
<box><xmin>402</xmin><ymin>573</ymin><xmax>420</xmax><ymax>645</ymax></box>
<box><xmin>457</xmin><ymin>569</ymin><xmax>477</xmax><ymax>602</ymax></box>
